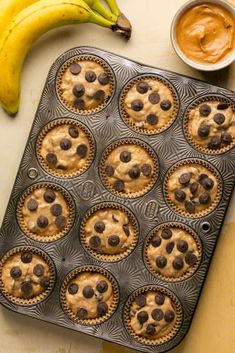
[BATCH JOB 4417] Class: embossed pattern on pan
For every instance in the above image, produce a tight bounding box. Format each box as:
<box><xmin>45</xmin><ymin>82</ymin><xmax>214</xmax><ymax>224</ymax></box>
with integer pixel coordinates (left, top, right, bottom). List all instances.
<box><xmin>0</xmin><ymin>46</ymin><xmax>235</xmax><ymax>353</ymax></box>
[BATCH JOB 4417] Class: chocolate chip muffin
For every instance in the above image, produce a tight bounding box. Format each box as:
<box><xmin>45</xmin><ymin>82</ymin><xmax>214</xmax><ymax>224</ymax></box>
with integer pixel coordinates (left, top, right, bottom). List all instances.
<box><xmin>58</xmin><ymin>58</ymin><xmax>113</xmax><ymax>112</ymax></box>
<box><xmin>38</xmin><ymin>121</ymin><xmax>94</xmax><ymax>177</ymax></box>
<box><xmin>64</xmin><ymin>271</ymin><xmax>115</xmax><ymax>323</ymax></box>
<box><xmin>18</xmin><ymin>186</ymin><xmax>72</xmax><ymax>242</ymax></box>
<box><xmin>1</xmin><ymin>250</ymin><xmax>52</xmax><ymax>302</ymax></box>
<box><xmin>186</xmin><ymin>100</ymin><xmax>235</xmax><ymax>152</ymax></box>
<box><xmin>166</xmin><ymin>162</ymin><xmax>220</xmax><ymax>216</ymax></box>
<box><xmin>101</xmin><ymin>142</ymin><xmax>157</xmax><ymax>197</ymax></box>
<box><xmin>146</xmin><ymin>226</ymin><xmax>201</xmax><ymax>279</ymax></box>
<box><xmin>81</xmin><ymin>206</ymin><xmax>137</xmax><ymax>260</ymax></box>
<box><xmin>122</xmin><ymin>76</ymin><xmax>178</xmax><ymax>133</ymax></box>
<box><xmin>129</xmin><ymin>291</ymin><xmax>178</xmax><ymax>341</ymax></box>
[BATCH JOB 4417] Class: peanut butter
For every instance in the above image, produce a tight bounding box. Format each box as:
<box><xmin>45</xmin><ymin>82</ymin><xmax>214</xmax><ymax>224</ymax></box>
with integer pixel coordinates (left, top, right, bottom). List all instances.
<box><xmin>176</xmin><ymin>3</ymin><xmax>235</xmax><ymax>64</ymax></box>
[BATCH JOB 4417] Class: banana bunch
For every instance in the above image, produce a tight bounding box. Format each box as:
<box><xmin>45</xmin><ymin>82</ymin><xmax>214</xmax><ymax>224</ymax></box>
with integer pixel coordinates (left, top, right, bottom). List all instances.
<box><xmin>0</xmin><ymin>0</ymin><xmax>131</xmax><ymax>115</ymax></box>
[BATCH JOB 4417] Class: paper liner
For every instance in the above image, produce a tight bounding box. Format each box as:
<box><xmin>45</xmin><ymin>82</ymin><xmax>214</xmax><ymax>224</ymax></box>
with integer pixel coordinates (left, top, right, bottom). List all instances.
<box><xmin>36</xmin><ymin>118</ymin><xmax>95</xmax><ymax>178</ymax></box>
<box><xmin>56</xmin><ymin>55</ymin><xmax>115</xmax><ymax>115</ymax></box>
<box><xmin>123</xmin><ymin>285</ymin><xmax>183</xmax><ymax>345</ymax></box>
<box><xmin>144</xmin><ymin>222</ymin><xmax>202</xmax><ymax>282</ymax></box>
<box><xmin>164</xmin><ymin>159</ymin><xmax>222</xmax><ymax>218</ymax></box>
<box><xmin>17</xmin><ymin>182</ymin><xmax>75</xmax><ymax>242</ymax></box>
<box><xmin>0</xmin><ymin>246</ymin><xmax>55</xmax><ymax>306</ymax></box>
<box><xmin>60</xmin><ymin>266</ymin><xmax>119</xmax><ymax>325</ymax></box>
<box><xmin>80</xmin><ymin>202</ymin><xmax>139</xmax><ymax>262</ymax></box>
<box><xmin>100</xmin><ymin>138</ymin><xmax>159</xmax><ymax>198</ymax></box>
<box><xmin>119</xmin><ymin>74</ymin><xmax>179</xmax><ymax>135</ymax></box>
<box><xmin>184</xmin><ymin>95</ymin><xmax>235</xmax><ymax>154</ymax></box>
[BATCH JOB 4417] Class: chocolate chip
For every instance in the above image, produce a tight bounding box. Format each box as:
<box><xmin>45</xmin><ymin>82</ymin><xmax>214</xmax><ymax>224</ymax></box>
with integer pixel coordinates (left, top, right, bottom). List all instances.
<box><xmin>221</xmin><ymin>132</ymin><xmax>232</xmax><ymax>145</ymax></box>
<box><xmin>149</xmin><ymin>92</ymin><xmax>160</xmax><ymax>104</ymax></box>
<box><xmin>146</xmin><ymin>324</ymin><xmax>155</xmax><ymax>336</ymax></box>
<box><xmin>161</xmin><ymin>229</ymin><xmax>172</xmax><ymax>239</ymax></box>
<box><xmin>185</xmin><ymin>200</ymin><xmax>196</xmax><ymax>213</ymax></box>
<box><xmin>50</xmin><ymin>203</ymin><xmax>62</xmax><ymax>217</ymax></box>
<box><xmin>152</xmin><ymin>308</ymin><xmax>164</xmax><ymax>321</ymax></box>
<box><xmin>190</xmin><ymin>182</ymin><xmax>199</xmax><ymax>195</ymax></box>
<box><xmin>173</xmin><ymin>257</ymin><xmax>184</xmax><ymax>270</ymax></box>
<box><xmin>72</xmin><ymin>84</ymin><xmax>85</xmax><ymax>98</ymax></box>
<box><xmin>37</xmin><ymin>216</ymin><xmax>49</xmax><ymax>228</ymax></box>
<box><xmin>137</xmin><ymin>311</ymin><xmax>148</xmax><ymax>324</ymax></box>
<box><xmin>105</xmin><ymin>165</ymin><xmax>114</xmax><ymax>177</ymax></box>
<box><xmin>40</xmin><ymin>276</ymin><xmax>50</xmax><ymax>288</ymax></box>
<box><xmin>77</xmin><ymin>308</ymin><xmax>88</xmax><ymax>320</ymax></box>
<box><xmin>198</xmin><ymin>174</ymin><xmax>208</xmax><ymax>184</ymax></box>
<box><xmin>46</xmin><ymin>153</ymin><xmax>57</xmax><ymax>165</ymax></box>
<box><xmin>94</xmin><ymin>89</ymin><xmax>105</xmax><ymax>101</ymax></box>
<box><xmin>97</xmin><ymin>302</ymin><xmax>108</xmax><ymax>316</ymax></box>
<box><xmin>120</xmin><ymin>151</ymin><xmax>131</xmax><ymax>163</ymax></box>
<box><xmin>69</xmin><ymin>126</ymin><xmax>79</xmax><ymax>138</ymax></box>
<box><xmin>98</xmin><ymin>73</ymin><xmax>109</xmax><ymax>85</ymax></box>
<box><xmin>146</xmin><ymin>113</ymin><xmax>158</xmax><ymax>125</ymax></box>
<box><xmin>160</xmin><ymin>99</ymin><xmax>172</xmax><ymax>111</ymax></box>
<box><xmin>175</xmin><ymin>189</ymin><xmax>186</xmax><ymax>202</ymax></box>
<box><xmin>76</xmin><ymin>144</ymin><xmax>88</xmax><ymax>158</ymax></box>
<box><xmin>128</xmin><ymin>167</ymin><xmax>140</xmax><ymax>179</ymax></box>
<box><xmin>199</xmin><ymin>104</ymin><xmax>211</xmax><ymax>117</ymax></box>
<box><xmin>112</xmin><ymin>214</ymin><xmax>119</xmax><ymax>222</ymax></box>
<box><xmin>123</xmin><ymin>224</ymin><xmax>130</xmax><ymax>237</ymax></box>
<box><xmin>21</xmin><ymin>281</ymin><xmax>33</xmax><ymax>296</ymax></box>
<box><xmin>10</xmin><ymin>266</ymin><xmax>22</xmax><ymax>279</ymax></box>
<box><xmin>217</xmin><ymin>102</ymin><xmax>229</xmax><ymax>110</ymax></box>
<box><xmin>94</xmin><ymin>221</ymin><xmax>105</xmax><ymax>233</ymax></box>
<box><xmin>208</xmin><ymin>136</ymin><xmax>221</xmax><ymax>150</ymax></box>
<box><xmin>135</xmin><ymin>294</ymin><xmax>146</xmax><ymax>307</ymax></box>
<box><xmin>44</xmin><ymin>190</ymin><xmax>56</xmax><ymax>203</ymax></box>
<box><xmin>164</xmin><ymin>310</ymin><xmax>175</xmax><ymax>323</ymax></box>
<box><xmin>201</xmin><ymin>177</ymin><xmax>214</xmax><ymax>190</ymax></box>
<box><xmin>141</xmin><ymin>164</ymin><xmax>152</xmax><ymax>177</ymax></box>
<box><xmin>199</xmin><ymin>192</ymin><xmax>211</xmax><ymax>205</ymax></box>
<box><xmin>131</xmin><ymin>99</ymin><xmax>143</xmax><ymax>112</ymax></box>
<box><xmin>69</xmin><ymin>63</ymin><xmax>81</xmax><ymax>75</ymax></box>
<box><xmin>136</xmin><ymin>82</ymin><xmax>149</xmax><ymax>94</ymax></box>
<box><xmin>96</xmin><ymin>281</ymin><xmax>108</xmax><ymax>293</ymax></box>
<box><xmin>214</xmin><ymin>113</ymin><xmax>225</xmax><ymax>125</ymax></box>
<box><xmin>74</xmin><ymin>98</ymin><xmax>85</xmax><ymax>110</ymax></box>
<box><xmin>108</xmin><ymin>235</ymin><xmax>120</xmax><ymax>247</ymax></box>
<box><xmin>113</xmin><ymin>180</ymin><xmax>125</xmax><ymax>192</ymax></box>
<box><xmin>155</xmin><ymin>293</ymin><xmax>165</xmax><ymax>305</ymax></box>
<box><xmin>27</xmin><ymin>199</ymin><xmax>38</xmax><ymax>212</ymax></box>
<box><xmin>83</xmin><ymin>285</ymin><xmax>94</xmax><ymax>298</ymax></box>
<box><xmin>177</xmin><ymin>240</ymin><xmax>188</xmax><ymax>253</ymax></box>
<box><xmin>68</xmin><ymin>283</ymin><xmax>78</xmax><ymax>295</ymax></box>
<box><xmin>185</xmin><ymin>252</ymin><xmax>197</xmax><ymax>266</ymax></box>
<box><xmin>156</xmin><ymin>256</ymin><xmax>167</xmax><ymax>268</ymax></box>
<box><xmin>151</xmin><ymin>235</ymin><xmax>162</xmax><ymax>247</ymax></box>
<box><xmin>57</xmin><ymin>165</ymin><xmax>67</xmax><ymax>171</ymax></box>
<box><xmin>55</xmin><ymin>215</ymin><xmax>67</xmax><ymax>228</ymax></box>
<box><xmin>198</xmin><ymin>124</ymin><xmax>210</xmax><ymax>138</ymax></box>
<box><xmin>33</xmin><ymin>264</ymin><xmax>45</xmax><ymax>277</ymax></box>
<box><xmin>89</xmin><ymin>235</ymin><xmax>101</xmax><ymax>249</ymax></box>
<box><xmin>166</xmin><ymin>241</ymin><xmax>175</xmax><ymax>254</ymax></box>
<box><xmin>85</xmin><ymin>70</ymin><xmax>96</xmax><ymax>82</ymax></box>
<box><xmin>21</xmin><ymin>252</ymin><xmax>32</xmax><ymax>263</ymax></box>
<box><xmin>179</xmin><ymin>173</ymin><xmax>191</xmax><ymax>185</ymax></box>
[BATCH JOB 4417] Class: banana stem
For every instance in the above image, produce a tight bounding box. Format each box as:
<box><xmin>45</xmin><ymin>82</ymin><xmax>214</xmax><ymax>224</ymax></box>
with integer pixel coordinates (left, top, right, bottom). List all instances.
<box><xmin>90</xmin><ymin>10</ymin><xmax>115</xmax><ymax>27</ymax></box>
<box><xmin>91</xmin><ymin>0</ymin><xmax>117</xmax><ymax>22</ymax></box>
<box><xmin>105</xmin><ymin>0</ymin><xmax>120</xmax><ymax>16</ymax></box>
<box><xmin>105</xmin><ymin>0</ymin><xmax>132</xmax><ymax>39</ymax></box>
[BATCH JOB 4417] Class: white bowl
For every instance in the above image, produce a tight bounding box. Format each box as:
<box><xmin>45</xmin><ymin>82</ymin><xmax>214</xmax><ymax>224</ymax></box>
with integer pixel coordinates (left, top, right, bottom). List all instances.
<box><xmin>170</xmin><ymin>0</ymin><xmax>235</xmax><ymax>71</ymax></box>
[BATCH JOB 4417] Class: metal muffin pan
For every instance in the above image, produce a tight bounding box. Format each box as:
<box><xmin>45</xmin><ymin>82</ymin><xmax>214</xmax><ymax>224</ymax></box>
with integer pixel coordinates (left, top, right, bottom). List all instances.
<box><xmin>0</xmin><ymin>46</ymin><xmax>235</xmax><ymax>353</ymax></box>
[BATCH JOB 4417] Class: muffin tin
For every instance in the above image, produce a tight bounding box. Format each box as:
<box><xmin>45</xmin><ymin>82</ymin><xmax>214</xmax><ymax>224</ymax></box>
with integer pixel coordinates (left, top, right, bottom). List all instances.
<box><xmin>0</xmin><ymin>46</ymin><xmax>235</xmax><ymax>353</ymax></box>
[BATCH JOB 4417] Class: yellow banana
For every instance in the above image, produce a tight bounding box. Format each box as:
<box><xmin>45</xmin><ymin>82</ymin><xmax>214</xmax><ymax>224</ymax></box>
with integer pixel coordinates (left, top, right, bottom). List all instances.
<box><xmin>85</xmin><ymin>0</ymin><xmax>117</xmax><ymax>22</ymax></box>
<box><xmin>0</xmin><ymin>0</ymin><xmax>117</xmax><ymax>115</ymax></box>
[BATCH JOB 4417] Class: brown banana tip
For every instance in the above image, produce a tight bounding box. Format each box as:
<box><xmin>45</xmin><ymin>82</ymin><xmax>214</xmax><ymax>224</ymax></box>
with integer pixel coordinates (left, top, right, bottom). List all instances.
<box><xmin>111</xmin><ymin>13</ymin><xmax>132</xmax><ymax>40</ymax></box>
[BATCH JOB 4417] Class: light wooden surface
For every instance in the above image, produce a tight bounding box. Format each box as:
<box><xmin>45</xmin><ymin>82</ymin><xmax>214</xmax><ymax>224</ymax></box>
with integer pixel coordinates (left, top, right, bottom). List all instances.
<box><xmin>0</xmin><ymin>1</ymin><xmax>234</xmax><ymax>353</ymax></box>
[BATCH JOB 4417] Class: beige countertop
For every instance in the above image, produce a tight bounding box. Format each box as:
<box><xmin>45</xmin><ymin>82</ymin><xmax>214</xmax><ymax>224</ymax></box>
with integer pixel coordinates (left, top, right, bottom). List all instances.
<box><xmin>0</xmin><ymin>1</ymin><xmax>234</xmax><ymax>352</ymax></box>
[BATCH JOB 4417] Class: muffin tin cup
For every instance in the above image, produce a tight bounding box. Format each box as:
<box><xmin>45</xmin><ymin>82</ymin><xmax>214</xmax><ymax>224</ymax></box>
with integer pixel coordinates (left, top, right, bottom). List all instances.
<box><xmin>164</xmin><ymin>158</ymin><xmax>223</xmax><ymax>218</ymax></box>
<box><xmin>144</xmin><ymin>222</ymin><xmax>202</xmax><ymax>282</ymax></box>
<box><xmin>56</xmin><ymin>54</ymin><xmax>115</xmax><ymax>115</ymax></box>
<box><xmin>119</xmin><ymin>74</ymin><xmax>179</xmax><ymax>135</ymax></box>
<box><xmin>100</xmin><ymin>138</ymin><xmax>159</xmax><ymax>199</ymax></box>
<box><xmin>123</xmin><ymin>285</ymin><xmax>183</xmax><ymax>346</ymax></box>
<box><xmin>184</xmin><ymin>95</ymin><xmax>235</xmax><ymax>154</ymax></box>
<box><xmin>60</xmin><ymin>266</ymin><xmax>119</xmax><ymax>325</ymax></box>
<box><xmin>36</xmin><ymin>118</ymin><xmax>95</xmax><ymax>178</ymax></box>
<box><xmin>80</xmin><ymin>202</ymin><xmax>139</xmax><ymax>262</ymax></box>
<box><xmin>0</xmin><ymin>246</ymin><xmax>55</xmax><ymax>306</ymax></box>
<box><xmin>16</xmin><ymin>182</ymin><xmax>75</xmax><ymax>242</ymax></box>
